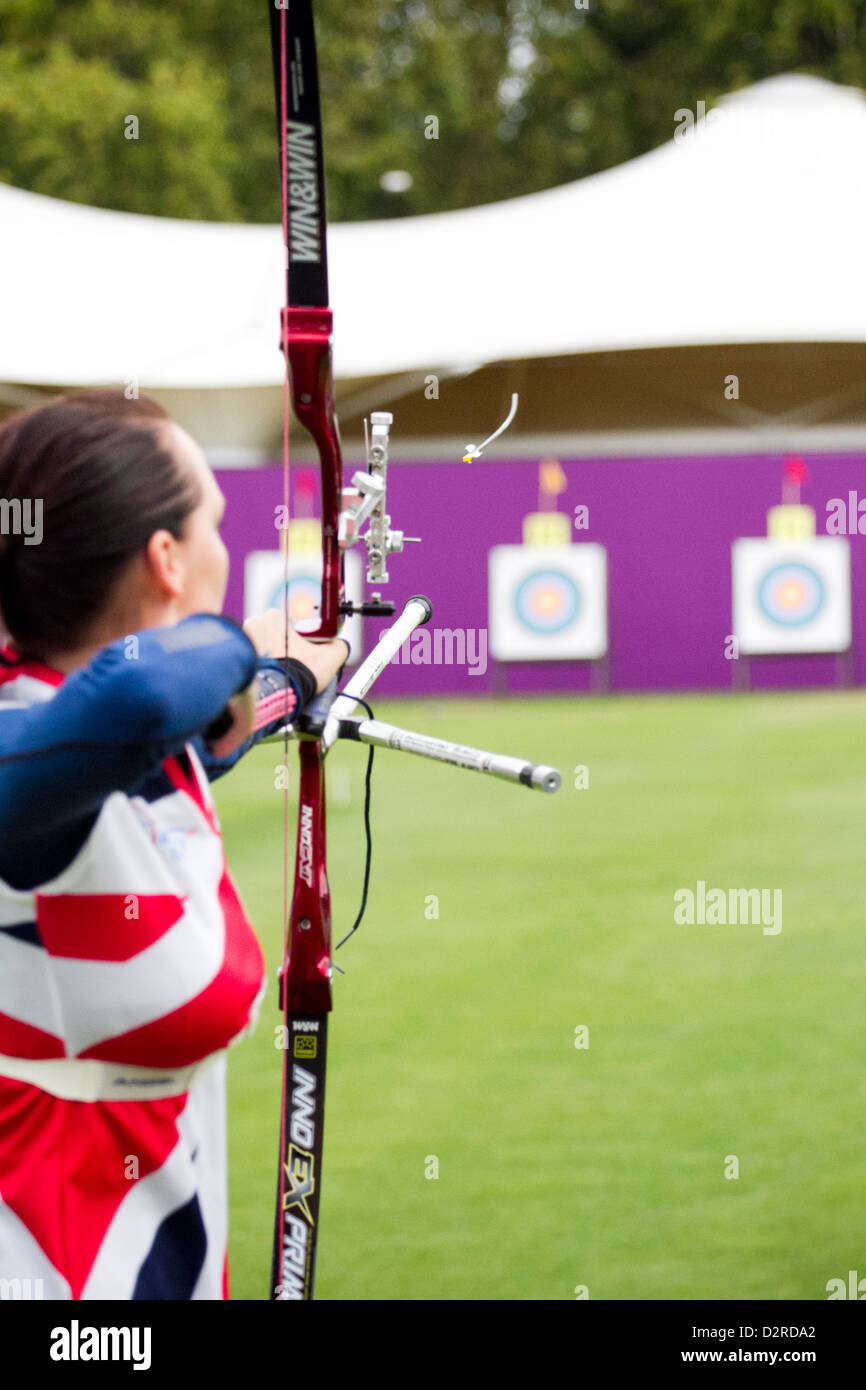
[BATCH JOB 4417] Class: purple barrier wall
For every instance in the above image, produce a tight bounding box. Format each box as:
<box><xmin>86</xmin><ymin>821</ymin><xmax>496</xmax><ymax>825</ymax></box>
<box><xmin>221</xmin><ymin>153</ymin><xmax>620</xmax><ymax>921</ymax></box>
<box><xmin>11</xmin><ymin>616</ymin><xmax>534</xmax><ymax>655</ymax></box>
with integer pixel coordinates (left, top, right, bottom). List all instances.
<box><xmin>218</xmin><ymin>452</ymin><xmax>866</xmax><ymax>697</ymax></box>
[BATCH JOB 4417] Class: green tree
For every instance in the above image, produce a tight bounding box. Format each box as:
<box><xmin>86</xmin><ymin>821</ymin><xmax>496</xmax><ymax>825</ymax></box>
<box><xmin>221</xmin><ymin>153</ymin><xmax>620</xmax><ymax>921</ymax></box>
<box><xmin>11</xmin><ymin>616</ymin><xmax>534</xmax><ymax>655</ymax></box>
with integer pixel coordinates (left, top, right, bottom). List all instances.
<box><xmin>0</xmin><ymin>0</ymin><xmax>863</xmax><ymax>221</ymax></box>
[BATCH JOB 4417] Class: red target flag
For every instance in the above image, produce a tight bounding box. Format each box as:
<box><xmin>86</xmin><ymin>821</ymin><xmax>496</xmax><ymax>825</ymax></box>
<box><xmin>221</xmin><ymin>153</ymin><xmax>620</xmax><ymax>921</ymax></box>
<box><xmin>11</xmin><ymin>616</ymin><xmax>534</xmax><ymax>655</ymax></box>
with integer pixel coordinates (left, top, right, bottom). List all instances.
<box><xmin>782</xmin><ymin>455</ymin><xmax>809</xmax><ymax>504</ymax></box>
<box><xmin>783</xmin><ymin>456</ymin><xmax>809</xmax><ymax>485</ymax></box>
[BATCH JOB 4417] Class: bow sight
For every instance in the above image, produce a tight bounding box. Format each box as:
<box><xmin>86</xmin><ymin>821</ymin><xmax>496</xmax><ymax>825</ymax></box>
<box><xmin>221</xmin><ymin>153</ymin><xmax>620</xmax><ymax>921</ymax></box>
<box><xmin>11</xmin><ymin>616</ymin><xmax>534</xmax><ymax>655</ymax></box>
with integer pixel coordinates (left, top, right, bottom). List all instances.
<box><xmin>337</xmin><ymin>411</ymin><xmax>420</xmax><ymax>619</ymax></box>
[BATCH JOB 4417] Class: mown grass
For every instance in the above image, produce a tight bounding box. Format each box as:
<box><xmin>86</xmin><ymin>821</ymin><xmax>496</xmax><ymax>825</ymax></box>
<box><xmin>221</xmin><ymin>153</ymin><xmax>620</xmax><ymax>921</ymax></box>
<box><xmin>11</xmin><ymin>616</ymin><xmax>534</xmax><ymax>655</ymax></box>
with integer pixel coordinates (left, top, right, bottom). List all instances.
<box><xmin>216</xmin><ymin>691</ymin><xmax>866</xmax><ymax>1300</ymax></box>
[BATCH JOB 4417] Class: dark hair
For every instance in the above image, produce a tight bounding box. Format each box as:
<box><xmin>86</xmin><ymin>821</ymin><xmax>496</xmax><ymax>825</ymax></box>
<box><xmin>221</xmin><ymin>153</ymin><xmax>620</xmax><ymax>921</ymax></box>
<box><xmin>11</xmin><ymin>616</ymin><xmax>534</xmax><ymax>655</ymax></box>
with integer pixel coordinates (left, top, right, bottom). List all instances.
<box><xmin>0</xmin><ymin>390</ymin><xmax>202</xmax><ymax>661</ymax></box>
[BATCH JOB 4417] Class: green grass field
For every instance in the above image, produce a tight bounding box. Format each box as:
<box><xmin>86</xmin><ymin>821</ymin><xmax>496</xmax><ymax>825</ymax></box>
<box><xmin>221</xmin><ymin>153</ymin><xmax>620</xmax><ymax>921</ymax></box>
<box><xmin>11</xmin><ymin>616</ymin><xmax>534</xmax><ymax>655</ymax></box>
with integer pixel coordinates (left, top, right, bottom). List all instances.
<box><xmin>215</xmin><ymin>690</ymin><xmax>866</xmax><ymax>1301</ymax></box>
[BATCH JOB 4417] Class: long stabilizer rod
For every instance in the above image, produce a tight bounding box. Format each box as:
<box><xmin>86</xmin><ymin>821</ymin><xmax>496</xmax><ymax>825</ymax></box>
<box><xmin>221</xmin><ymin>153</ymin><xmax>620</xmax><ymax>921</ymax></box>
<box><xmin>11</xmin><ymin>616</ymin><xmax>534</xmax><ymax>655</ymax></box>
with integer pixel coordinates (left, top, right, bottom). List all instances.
<box><xmin>338</xmin><ymin>715</ymin><xmax>561</xmax><ymax>793</ymax></box>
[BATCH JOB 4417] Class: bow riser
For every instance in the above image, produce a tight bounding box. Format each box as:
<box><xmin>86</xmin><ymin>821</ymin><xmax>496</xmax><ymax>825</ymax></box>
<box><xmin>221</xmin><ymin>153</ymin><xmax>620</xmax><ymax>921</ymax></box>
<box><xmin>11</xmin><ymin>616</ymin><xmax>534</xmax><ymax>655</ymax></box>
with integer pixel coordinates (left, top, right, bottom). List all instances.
<box><xmin>282</xmin><ymin>305</ymin><xmax>342</xmax><ymax>639</ymax></box>
<box><xmin>281</xmin><ymin>739</ymin><xmax>333</xmax><ymax>1017</ymax></box>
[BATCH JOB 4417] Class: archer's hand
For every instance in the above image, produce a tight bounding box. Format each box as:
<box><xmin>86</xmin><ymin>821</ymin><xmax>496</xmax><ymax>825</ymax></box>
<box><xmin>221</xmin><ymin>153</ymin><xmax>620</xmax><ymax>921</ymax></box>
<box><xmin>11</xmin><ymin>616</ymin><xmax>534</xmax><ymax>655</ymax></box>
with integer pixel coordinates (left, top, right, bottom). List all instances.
<box><xmin>242</xmin><ymin>610</ymin><xmax>349</xmax><ymax>693</ymax></box>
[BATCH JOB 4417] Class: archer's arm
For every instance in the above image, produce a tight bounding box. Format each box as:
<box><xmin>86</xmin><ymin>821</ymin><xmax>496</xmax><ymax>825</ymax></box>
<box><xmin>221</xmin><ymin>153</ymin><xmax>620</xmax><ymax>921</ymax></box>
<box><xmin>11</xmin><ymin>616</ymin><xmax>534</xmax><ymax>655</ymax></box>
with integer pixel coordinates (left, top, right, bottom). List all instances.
<box><xmin>193</xmin><ymin>655</ymin><xmax>315</xmax><ymax>779</ymax></box>
<box><xmin>193</xmin><ymin>613</ymin><xmax>349</xmax><ymax>778</ymax></box>
<box><xmin>0</xmin><ymin>614</ymin><xmax>260</xmax><ymax>878</ymax></box>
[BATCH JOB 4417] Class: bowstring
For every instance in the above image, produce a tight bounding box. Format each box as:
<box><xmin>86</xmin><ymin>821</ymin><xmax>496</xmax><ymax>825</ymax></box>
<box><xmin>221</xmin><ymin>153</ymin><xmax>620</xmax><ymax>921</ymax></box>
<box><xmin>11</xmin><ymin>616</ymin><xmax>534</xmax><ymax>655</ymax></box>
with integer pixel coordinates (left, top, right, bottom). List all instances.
<box><xmin>279</xmin><ymin>3</ymin><xmax>292</xmax><ymax>956</ymax></box>
<box><xmin>273</xmin><ymin>4</ymin><xmax>372</xmax><ymax>966</ymax></box>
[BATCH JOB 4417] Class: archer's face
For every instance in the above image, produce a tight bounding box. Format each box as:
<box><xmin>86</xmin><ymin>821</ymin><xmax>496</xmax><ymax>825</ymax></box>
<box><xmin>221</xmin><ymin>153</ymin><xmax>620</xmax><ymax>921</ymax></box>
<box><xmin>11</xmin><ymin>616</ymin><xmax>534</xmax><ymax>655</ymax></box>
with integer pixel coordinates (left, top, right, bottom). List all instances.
<box><xmin>162</xmin><ymin>422</ymin><xmax>230</xmax><ymax>619</ymax></box>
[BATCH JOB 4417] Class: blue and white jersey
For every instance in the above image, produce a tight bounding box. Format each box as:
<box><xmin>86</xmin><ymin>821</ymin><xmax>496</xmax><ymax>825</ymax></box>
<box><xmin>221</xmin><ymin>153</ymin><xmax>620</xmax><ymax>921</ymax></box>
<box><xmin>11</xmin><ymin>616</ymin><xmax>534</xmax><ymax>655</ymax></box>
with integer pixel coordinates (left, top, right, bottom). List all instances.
<box><xmin>0</xmin><ymin>616</ymin><xmax>310</xmax><ymax>1299</ymax></box>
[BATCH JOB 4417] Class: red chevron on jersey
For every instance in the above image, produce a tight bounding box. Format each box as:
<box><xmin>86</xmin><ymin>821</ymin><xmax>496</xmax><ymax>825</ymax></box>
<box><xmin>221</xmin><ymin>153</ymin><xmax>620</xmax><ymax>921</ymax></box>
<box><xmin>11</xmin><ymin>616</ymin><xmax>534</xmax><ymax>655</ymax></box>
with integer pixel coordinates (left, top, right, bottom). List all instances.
<box><xmin>80</xmin><ymin>866</ymin><xmax>265</xmax><ymax>1068</ymax></box>
<box><xmin>0</xmin><ymin>1010</ymin><xmax>65</xmax><ymax>1060</ymax></box>
<box><xmin>35</xmin><ymin>892</ymin><xmax>187</xmax><ymax>962</ymax></box>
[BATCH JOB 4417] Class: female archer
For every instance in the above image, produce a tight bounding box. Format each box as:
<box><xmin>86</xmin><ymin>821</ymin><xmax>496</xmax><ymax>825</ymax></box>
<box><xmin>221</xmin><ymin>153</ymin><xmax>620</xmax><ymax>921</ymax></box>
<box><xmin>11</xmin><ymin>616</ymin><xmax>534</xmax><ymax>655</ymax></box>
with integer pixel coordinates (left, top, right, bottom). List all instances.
<box><xmin>0</xmin><ymin>389</ymin><xmax>346</xmax><ymax>1299</ymax></box>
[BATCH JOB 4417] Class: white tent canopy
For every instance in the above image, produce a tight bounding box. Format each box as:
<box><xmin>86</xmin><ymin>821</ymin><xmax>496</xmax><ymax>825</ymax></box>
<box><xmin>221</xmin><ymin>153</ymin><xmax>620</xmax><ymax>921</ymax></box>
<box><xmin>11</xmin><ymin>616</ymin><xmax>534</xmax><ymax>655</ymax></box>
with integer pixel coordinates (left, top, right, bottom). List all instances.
<box><xmin>2</xmin><ymin>73</ymin><xmax>866</xmax><ymax>394</ymax></box>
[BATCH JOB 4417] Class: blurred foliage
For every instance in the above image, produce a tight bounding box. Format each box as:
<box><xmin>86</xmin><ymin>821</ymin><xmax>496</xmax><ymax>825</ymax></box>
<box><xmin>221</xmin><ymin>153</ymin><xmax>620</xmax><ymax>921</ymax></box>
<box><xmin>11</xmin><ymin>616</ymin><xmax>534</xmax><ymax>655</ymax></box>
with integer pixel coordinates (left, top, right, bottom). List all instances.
<box><xmin>0</xmin><ymin>0</ymin><xmax>864</xmax><ymax>220</ymax></box>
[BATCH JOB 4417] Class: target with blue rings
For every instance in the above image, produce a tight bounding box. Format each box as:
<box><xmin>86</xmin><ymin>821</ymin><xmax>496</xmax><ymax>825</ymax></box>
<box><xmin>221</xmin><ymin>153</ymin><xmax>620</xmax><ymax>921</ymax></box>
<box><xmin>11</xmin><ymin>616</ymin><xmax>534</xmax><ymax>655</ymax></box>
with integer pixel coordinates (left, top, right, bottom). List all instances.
<box><xmin>514</xmin><ymin>569</ymin><xmax>581</xmax><ymax>634</ymax></box>
<box><xmin>757</xmin><ymin>562</ymin><xmax>825</xmax><ymax>627</ymax></box>
<box><xmin>266</xmin><ymin>574</ymin><xmax>322</xmax><ymax>631</ymax></box>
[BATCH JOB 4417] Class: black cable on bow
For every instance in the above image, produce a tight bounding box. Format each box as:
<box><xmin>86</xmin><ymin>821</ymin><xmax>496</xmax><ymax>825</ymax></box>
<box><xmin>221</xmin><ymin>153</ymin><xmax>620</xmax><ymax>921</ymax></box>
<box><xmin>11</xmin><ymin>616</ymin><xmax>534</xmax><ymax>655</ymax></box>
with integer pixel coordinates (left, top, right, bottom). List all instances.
<box><xmin>336</xmin><ymin>695</ymin><xmax>375</xmax><ymax>952</ymax></box>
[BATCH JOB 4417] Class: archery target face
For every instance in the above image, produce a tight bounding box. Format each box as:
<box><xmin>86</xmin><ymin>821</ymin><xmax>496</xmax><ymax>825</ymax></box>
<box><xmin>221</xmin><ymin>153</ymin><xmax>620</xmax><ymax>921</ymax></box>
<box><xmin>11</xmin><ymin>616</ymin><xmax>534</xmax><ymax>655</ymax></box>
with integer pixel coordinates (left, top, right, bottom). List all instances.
<box><xmin>244</xmin><ymin>549</ymin><xmax>362</xmax><ymax>663</ymax></box>
<box><xmin>731</xmin><ymin>538</ymin><xmax>851</xmax><ymax>654</ymax></box>
<box><xmin>758</xmin><ymin>562</ymin><xmax>823</xmax><ymax>626</ymax></box>
<box><xmin>515</xmin><ymin>569</ymin><xmax>581</xmax><ymax>633</ymax></box>
<box><xmin>488</xmin><ymin>544</ymin><xmax>607</xmax><ymax>660</ymax></box>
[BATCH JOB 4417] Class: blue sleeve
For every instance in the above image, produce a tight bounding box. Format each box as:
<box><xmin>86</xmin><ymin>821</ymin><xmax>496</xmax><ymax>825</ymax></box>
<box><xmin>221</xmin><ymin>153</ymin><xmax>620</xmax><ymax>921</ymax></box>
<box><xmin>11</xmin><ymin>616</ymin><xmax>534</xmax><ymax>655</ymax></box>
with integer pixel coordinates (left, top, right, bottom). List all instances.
<box><xmin>0</xmin><ymin>615</ymin><xmax>259</xmax><ymax>881</ymax></box>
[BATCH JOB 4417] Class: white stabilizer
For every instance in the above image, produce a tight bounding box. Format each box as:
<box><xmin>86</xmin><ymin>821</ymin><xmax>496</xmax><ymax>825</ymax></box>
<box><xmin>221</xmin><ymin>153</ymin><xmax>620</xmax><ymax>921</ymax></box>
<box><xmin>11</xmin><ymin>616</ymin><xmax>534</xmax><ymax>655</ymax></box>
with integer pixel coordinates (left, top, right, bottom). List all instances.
<box><xmin>321</xmin><ymin>595</ymin><xmax>432</xmax><ymax>751</ymax></box>
<box><xmin>342</xmin><ymin>716</ymin><xmax>561</xmax><ymax>793</ymax></box>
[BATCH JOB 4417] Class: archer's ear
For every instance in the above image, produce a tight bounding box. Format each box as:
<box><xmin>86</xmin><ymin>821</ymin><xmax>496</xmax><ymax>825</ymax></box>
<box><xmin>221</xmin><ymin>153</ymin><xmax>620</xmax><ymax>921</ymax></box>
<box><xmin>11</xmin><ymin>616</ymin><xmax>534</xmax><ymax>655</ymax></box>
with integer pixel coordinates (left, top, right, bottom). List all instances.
<box><xmin>143</xmin><ymin>529</ymin><xmax>184</xmax><ymax>599</ymax></box>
